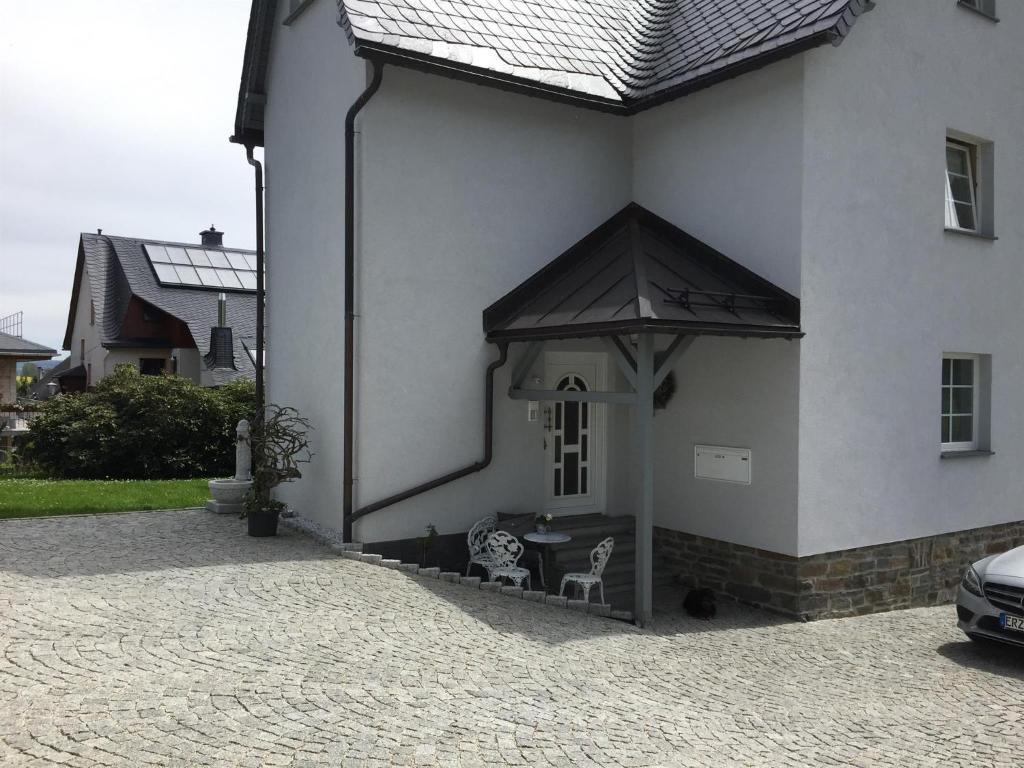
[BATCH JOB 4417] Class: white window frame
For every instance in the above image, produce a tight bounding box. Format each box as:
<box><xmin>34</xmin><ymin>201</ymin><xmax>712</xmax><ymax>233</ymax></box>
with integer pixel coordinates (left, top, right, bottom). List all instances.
<box><xmin>941</xmin><ymin>353</ymin><xmax>980</xmax><ymax>452</ymax></box>
<box><xmin>945</xmin><ymin>141</ymin><xmax>978</xmax><ymax>233</ymax></box>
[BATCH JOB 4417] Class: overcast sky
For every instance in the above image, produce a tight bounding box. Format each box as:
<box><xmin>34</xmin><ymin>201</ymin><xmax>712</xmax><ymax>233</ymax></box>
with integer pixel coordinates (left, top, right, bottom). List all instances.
<box><xmin>0</xmin><ymin>0</ymin><xmax>256</xmax><ymax>355</ymax></box>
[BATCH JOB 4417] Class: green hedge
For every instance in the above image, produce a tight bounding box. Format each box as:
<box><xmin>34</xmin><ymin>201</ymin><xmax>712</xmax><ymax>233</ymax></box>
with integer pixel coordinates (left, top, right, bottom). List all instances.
<box><xmin>23</xmin><ymin>365</ymin><xmax>255</xmax><ymax>479</ymax></box>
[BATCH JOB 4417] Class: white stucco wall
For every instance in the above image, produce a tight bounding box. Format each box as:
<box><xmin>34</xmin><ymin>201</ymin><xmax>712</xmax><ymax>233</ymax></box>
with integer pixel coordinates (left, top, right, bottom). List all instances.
<box><xmin>797</xmin><ymin>0</ymin><xmax>1024</xmax><ymax>554</ymax></box>
<box><xmin>69</xmin><ymin>268</ymin><xmax>104</xmax><ymax>385</ymax></box>
<box><xmin>261</xmin><ymin>0</ymin><xmax>368</xmax><ymax>524</ymax></box>
<box><xmin>632</xmin><ymin>58</ymin><xmax>806</xmax><ymax>555</ymax></box>
<box><xmin>353</xmin><ymin>67</ymin><xmax>632</xmax><ymax>541</ymax></box>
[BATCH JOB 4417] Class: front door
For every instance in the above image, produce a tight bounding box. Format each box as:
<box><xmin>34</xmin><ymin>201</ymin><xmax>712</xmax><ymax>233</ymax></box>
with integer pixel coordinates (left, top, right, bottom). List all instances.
<box><xmin>544</xmin><ymin>352</ymin><xmax>606</xmax><ymax>514</ymax></box>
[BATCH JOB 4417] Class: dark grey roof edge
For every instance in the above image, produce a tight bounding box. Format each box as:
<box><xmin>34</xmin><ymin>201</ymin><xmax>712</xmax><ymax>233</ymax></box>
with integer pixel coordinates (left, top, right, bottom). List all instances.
<box><xmin>232</xmin><ymin>0</ymin><xmax>279</xmax><ymax>146</ymax></box>
<box><xmin>62</xmin><ymin>238</ymin><xmax>88</xmax><ymax>351</ymax></box>
<box><xmin>352</xmin><ymin>42</ymin><xmax>628</xmax><ymax>114</ymax></box>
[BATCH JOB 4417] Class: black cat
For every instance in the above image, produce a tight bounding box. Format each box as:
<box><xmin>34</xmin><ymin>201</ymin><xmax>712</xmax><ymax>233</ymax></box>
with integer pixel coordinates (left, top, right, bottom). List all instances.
<box><xmin>683</xmin><ymin>588</ymin><xmax>716</xmax><ymax>620</ymax></box>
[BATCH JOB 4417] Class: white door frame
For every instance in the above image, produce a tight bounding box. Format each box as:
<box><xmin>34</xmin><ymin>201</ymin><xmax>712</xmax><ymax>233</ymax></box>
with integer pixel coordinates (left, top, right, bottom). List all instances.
<box><xmin>543</xmin><ymin>351</ymin><xmax>607</xmax><ymax>515</ymax></box>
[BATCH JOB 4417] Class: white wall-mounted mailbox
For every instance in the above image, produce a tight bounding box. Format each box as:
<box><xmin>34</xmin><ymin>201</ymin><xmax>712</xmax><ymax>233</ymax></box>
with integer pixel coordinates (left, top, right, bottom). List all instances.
<box><xmin>694</xmin><ymin>445</ymin><xmax>751</xmax><ymax>485</ymax></box>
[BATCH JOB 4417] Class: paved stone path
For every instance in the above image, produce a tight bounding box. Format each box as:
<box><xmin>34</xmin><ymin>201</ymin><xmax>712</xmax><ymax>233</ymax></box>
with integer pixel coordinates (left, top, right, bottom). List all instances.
<box><xmin>1</xmin><ymin>510</ymin><xmax>1021</xmax><ymax>767</ymax></box>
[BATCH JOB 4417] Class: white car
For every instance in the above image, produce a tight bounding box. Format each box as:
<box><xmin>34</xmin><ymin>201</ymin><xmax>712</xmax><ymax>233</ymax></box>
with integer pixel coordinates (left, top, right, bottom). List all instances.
<box><xmin>957</xmin><ymin>545</ymin><xmax>1024</xmax><ymax>646</ymax></box>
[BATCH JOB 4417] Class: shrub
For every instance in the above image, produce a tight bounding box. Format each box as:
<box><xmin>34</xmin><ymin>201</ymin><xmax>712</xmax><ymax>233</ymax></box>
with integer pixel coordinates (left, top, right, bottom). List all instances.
<box><xmin>23</xmin><ymin>365</ymin><xmax>256</xmax><ymax>479</ymax></box>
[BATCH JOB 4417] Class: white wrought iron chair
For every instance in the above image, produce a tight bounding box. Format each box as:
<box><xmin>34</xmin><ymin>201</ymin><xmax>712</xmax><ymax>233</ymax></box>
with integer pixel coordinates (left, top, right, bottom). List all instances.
<box><xmin>559</xmin><ymin>537</ymin><xmax>614</xmax><ymax>604</ymax></box>
<box><xmin>486</xmin><ymin>531</ymin><xmax>532</xmax><ymax>590</ymax></box>
<box><xmin>466</xmin><ymin>515</ymin><xmax>498</xmax><ymax>578</ymax></box>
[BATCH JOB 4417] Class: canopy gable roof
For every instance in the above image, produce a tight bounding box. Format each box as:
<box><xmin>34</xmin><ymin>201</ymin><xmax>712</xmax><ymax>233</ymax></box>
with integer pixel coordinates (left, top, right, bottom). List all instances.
<box><xmin>483</xmin><ymin>203</ymin><xmax>801</xmax><ymax>341</ymax></box>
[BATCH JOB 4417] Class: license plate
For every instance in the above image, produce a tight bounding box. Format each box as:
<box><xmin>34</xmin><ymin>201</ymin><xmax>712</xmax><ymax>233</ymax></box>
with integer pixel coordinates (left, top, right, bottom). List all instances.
<box><xmin>999</xmin><ymin>613</ymin><xmax>1024</xmax><ymax>633</ymax></box>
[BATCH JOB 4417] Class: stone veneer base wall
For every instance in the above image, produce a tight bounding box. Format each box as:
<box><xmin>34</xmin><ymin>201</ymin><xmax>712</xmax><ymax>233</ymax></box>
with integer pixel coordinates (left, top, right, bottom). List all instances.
<box><xmin>655</xmin><ymin>521</ymin><xmax>1024</xmax><ymax>621</ymax></box>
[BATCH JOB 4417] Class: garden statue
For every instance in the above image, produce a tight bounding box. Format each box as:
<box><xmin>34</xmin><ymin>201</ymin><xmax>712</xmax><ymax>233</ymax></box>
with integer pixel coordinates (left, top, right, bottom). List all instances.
<box><xmin>234</xmin><ymin>419</ymin><xmax>252</xmax><ymax>482</ymax></box>
<box><xmin>205</xmin><ymin>419</ymin><xmax>254</xmax><ymax>514</ymax></box>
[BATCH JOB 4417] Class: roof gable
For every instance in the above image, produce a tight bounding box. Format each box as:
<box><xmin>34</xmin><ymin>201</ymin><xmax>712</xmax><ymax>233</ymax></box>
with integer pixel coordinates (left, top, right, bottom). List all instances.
<box><xmin>483</xmin><ymin>203</ymin><xmax>801</xmax><ymax>341</ymax></box>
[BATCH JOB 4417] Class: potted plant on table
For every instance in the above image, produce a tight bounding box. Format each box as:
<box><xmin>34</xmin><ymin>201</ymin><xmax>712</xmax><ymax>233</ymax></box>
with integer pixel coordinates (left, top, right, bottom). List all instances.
<box><xmin>244</xmin><ymin>404</ymin><xmax>313</xmax><ymax>537</ymax></box>
<box><xmin>535</xmin><ymin>513</ymin><xmax>553</xmax><ymax>534</ymax></box>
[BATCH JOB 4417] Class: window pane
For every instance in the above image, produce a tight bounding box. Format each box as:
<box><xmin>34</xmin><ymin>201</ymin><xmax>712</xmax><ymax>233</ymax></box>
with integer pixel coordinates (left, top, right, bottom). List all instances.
<box><xmin>555</xmin><ymin>402</ymin><xmax>561</xmax><ymax>430</ymax></box>
<box><xmin>581</xmin><ymin>433</ymin><xmax>588</xmax><ymax>462</ymax></box>
<box><xmin>948</xmin><ymin>175</ymin><xmax>973</xmax><ymax>205</ymax></box>
<box><xmin>237</xmin><ymin>271</ymin><xmax>257</xmax><ymax>290</ymax></box>
<box><xmin>553</xmin><ymin>468</ymin><xmax>561</xmax><ymax>496</ymax></box>
<box><xmin>942</xmin><ymin>358</ymin><xmax>951</xmax><ymax>385</ymax></box>
<box><xmin>951</xmin><ymin>415</ymin><xmax>973</xmax><ymax>443</ymax></box>
<box><xmin>941</xmin><ymin>387</ymin><xmax>950</xmax><ymax>416</ymax></box>
<box><xmin>164</xmin><ymin>246</ymin><xmax>190</xmax><ymax>265</ymax></box>
<box><xmin>952</xmin><ymin>359</ymin><xmax>974</xmax><ymax>385</ymax></box>
<box><xmin>581</xmin><ymin>466</ymin><xmax>588</xmax><ymax>495</ymax></box>
<box><xmin>187</xmin><ymin>248</ymin><xmax>211</xmax><ymax>267</ymax></box>
<box><xmin>554</xmin><ymin>435</ymin><xmax>561</xmax><ymax>462</ymax></box>
<box><xmin>942</xmin><ymin>417</ymin><xmax>951</xmax><ymax>444</ymax></box>
<box><xmin>242</xmin><ymin>254</ymin><xmax>256</xmax><ymax>270</ymax></box>
<box><xmin>946</xmin><ymin>147</ymin><xmax>968</xmax><ymax>176</ymax></box>
<box><xmin>174</xmin><ymin>265</ymin><xmax>201</xmax><ymax>285</ymax></box>
<box><xmin>951</xmin><ymin>386</ymin><xmax>973</xmax><ymax>415</ymax></box>
<box><xmin>196</xmin><ymin>267</ymin><xmax>222</xmax><ymax>286</ymax></box>
<box><xmin>216</xmin><ymin>269</ymin><xmax>243</xmax><ymax>288</ymax></box>
<box><xmin>226</xmin><ymin>252</ymin><xmax>250</xmax><ymax>269</ymax></box>
<box><xmin>581</xmin><ymin>401</ymin><xmax>588</xmax><ymax>429</ymax></box>
<box><xmin>954</xmin><ymin>203</ymin><xmax>976</xmax><ymax>230</ymax></box>
<box><xmin>563</xmin><ymin>453</ymin><xmax>578</xmax><ymax>495</ymax></box>
<box><xmin>152</xmin><ymin>263</ymin><xmax>178</xmax><ymax>283</ymax></box>
<box><xmin>206</xmin><ymin>250</ymin><xmax>230</xmax><ymax>268</ymax></box>
<box><xmin>565</xmin><ymin>401</ymin><xmax>579</xmax><ymax>444</ymax></box>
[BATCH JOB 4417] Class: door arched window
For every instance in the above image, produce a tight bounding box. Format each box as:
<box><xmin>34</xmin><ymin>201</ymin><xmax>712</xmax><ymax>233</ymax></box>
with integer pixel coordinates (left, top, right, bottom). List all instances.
<box><xmin>553</xmin><ymin>373</ymin><xmax>589</xmax><ymax>497</ymax></box>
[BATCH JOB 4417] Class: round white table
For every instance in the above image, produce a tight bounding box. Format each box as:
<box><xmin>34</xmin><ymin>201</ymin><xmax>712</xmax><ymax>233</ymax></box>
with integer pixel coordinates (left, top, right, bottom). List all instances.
<box><xmin>523</xmin><ymin>531</ymin><xmax>571</xmax><ymax>545</ymax></box>
<box><xmin>523</xmin><ymin>531</ymin><xmax>571</xmax><ymax>591</ymax></box>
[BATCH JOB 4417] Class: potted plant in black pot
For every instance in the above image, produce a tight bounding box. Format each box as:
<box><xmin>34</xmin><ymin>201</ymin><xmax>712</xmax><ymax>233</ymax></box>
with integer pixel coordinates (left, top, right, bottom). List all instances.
<box><xmin>244</xmin><ymin>404</ymin><xmax>313</xmax><ymax>537</ymax></box>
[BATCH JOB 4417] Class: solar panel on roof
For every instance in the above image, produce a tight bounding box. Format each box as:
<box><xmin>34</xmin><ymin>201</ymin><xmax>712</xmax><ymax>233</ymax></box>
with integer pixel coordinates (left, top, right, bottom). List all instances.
<box><xmin>144</xmin><ymin>243</ymin><xmax>256</xmax><ymax>291</ymax></box>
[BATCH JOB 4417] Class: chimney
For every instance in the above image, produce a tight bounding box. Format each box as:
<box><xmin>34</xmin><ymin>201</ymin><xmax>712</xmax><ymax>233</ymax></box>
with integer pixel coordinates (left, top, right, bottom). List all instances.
<box><xmin>200</xmin><ymin>225</ymin><xmax>223</xmax><ymax>247</ymax></box>
<box><xmin>204</xmin><ymin>293</ymin><xmax>237</xmax><ymax>370</ymax></box>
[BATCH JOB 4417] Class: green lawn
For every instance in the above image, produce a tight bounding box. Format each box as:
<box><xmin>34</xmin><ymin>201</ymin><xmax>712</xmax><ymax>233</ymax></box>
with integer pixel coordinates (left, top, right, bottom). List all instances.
<box><xmin>0</xmin><ymin>478</ymin><xmax>211</xmax><ymax>519</ymax></box>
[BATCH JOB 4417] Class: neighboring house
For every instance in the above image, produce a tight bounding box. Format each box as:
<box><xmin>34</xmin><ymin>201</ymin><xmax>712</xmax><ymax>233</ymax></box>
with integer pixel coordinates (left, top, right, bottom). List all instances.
<box><xmin>0</xmin><ymin>316</ymin><xmax>56</xmax><ymax>404</ymax></box>
<box><xmin>28</xmin><ymin>357</ymin><xmax>77</xmax><ymax>399</ymax></box>
<box><xmin>233</xmin><ymin>0</ymin><xmax>1023</xmax><ymax>623</ymax></box>
<box><xmin>62</xmin><ymin>227</ymin><xmax>258</xmax><ymax>388</ymax></box>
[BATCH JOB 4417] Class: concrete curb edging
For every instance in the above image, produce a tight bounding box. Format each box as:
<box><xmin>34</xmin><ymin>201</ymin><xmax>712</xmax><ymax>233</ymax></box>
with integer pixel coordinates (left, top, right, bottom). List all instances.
<box><xmin>280</xmin><ymin>514</ymin><xmax>634</xmax><ymax>623</ymax></box>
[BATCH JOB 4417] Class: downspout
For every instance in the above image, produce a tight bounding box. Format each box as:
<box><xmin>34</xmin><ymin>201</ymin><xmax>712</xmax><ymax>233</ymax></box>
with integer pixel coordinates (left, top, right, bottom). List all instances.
<box><xmin>343</xmin><ymin>61</ymin><xmax>384</xmax><ymax>542</ymax></box>
<box><xmin>244</xmin><ymin>145</ymin><xmax>265</xmax><ymax>420</ymax></box>
<box><xmin>350</xmin><ymin>341</ymin><xmax>509</xmax><ymax>523</ymax></box>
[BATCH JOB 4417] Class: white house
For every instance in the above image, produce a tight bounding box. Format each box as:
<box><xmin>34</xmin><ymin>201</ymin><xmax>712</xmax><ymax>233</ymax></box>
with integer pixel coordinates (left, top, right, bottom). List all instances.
<box><xmin>62</xmin><ymin>228</ymin><xmax>258</xmax><ymax>389</ymax></box>
<box><xmin>232</xmin><ymin>0</ymin><xmax>1023</xmax><ymax>623</ymax></box>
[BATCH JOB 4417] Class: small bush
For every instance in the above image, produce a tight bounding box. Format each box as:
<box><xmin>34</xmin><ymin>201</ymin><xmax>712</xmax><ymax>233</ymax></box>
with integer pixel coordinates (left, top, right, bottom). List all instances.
<box><xmin>23</xmin><ymin>365</ymin><xmax>256</xmax><ymax>479</ymax></box>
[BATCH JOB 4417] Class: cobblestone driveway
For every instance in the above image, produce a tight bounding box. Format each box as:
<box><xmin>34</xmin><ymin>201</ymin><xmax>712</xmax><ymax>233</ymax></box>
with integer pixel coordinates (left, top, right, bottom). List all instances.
<box><xmin>1</xmin><ymin>510</ymin><xmax>1021</xmax><ymax>767</ymax></box>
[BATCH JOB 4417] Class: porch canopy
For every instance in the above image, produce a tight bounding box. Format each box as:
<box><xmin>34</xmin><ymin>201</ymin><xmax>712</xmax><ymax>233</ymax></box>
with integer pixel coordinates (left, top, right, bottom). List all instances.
<box><xmin>483</xmin><ymin>202</ymin><xmax>801</xmax><ymax>624</ymax></box>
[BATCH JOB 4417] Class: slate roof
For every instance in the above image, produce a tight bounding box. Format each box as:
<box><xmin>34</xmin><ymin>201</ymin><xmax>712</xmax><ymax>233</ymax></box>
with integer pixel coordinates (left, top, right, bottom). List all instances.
<box><xmin>0</xmin><ymin>332</ymin><xmax>56</xmax><ymax>360</ymax></box>
<box><xmin>234</xmin><ymin>0</ymin><xmax>873</xmax><ymax>144</ymax></box>
<box><xmin>483</xmin><ymin>203</ymin><xmax>801</xmax><ymax>341</ymax></box>
<box><xmin>64</xmin><ymin>234</ymin><xmax>257</xmax><ymax>386</ymax></box>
